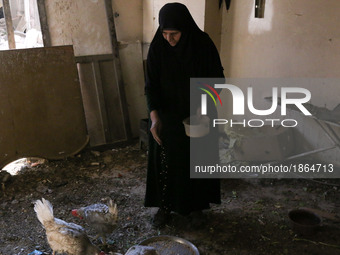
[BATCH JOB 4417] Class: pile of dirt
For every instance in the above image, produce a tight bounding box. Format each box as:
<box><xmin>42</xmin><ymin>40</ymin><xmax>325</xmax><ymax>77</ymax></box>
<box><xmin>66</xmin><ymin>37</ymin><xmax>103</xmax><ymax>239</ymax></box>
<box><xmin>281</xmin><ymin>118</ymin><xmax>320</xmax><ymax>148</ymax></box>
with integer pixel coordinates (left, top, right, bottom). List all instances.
<box><xmin>0</xmin><ymin>142</ymin><xmax>339</xmax><ymax>255</ymax></box>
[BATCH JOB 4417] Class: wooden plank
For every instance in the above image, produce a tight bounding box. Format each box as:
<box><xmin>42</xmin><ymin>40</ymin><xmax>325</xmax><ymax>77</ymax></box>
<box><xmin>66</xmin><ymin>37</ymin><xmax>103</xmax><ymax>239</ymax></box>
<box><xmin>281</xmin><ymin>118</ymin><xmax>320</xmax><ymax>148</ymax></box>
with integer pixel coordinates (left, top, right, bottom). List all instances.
<box><xmin>104</xmin><ymin>0</ymin><xmax>132</xmax><ymax>141</ymax></box>
<box><xmin>75</xmin><ymin>54</ymin><xmax>114</xmax><ymax>63</ymax></box>
<box><xmin>2</xmin><ymin>0</ymin><xmax>15</xmax><ymax>49</ymax></box>
<box><xmin>92</xmin><ymin>60</ymin><xmax>112</xmax><ymax>141</ymax></box>
<box><xmin>76</xmin><ymin>56</ymin><xmax>128</xmax><ymax>146</ymax></box>
<box><xmin>0</xmin><ymin>46</ymin><xmax>89</xmax><ymax>168</ymax></box>
<box><xmin>119</xmin><ymin>42</ymin><xmax>148</xmax><ymax>137</ymax></box>
<box><xmin>99</xmin><ymin>59</ymin><xmax>127</xmax><ymax>142</ymax></box>
<box><xmin>77</xmin><ymin>62</ymin><xmax>106</xmax><ymax>146</ymax></box>
<box><xmin>36</xmin><ymin>0</ymin><xmax>51</xmax><ymax>47</ymax></box>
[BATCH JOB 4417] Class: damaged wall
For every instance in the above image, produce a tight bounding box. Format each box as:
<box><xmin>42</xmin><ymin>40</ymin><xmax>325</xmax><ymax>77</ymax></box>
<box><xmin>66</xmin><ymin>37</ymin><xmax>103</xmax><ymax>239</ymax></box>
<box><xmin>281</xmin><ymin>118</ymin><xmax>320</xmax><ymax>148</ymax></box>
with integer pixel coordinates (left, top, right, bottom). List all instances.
<box><xmin>220</xmin><ymin>0</ymin><xmax>340</xmax><ymax>164</ymax></box>
<box><xmin>44</xmin><ymin>0</ymin><xmax>147</xmax><ymax>139</ymax></box>
<box><xmin>45</xmin><ymin>0</ymin><xmax>111</xmax><ymax>56</ymax></box>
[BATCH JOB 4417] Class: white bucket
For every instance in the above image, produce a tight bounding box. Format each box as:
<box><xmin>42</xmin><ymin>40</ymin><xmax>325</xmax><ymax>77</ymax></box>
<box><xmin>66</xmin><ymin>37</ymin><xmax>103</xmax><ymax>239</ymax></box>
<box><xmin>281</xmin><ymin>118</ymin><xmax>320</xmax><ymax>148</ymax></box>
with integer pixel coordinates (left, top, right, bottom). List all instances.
<box><xmin>183</xmin><ymin>116</ymin><xmax>210</xmax><ymax>137</ymax></box>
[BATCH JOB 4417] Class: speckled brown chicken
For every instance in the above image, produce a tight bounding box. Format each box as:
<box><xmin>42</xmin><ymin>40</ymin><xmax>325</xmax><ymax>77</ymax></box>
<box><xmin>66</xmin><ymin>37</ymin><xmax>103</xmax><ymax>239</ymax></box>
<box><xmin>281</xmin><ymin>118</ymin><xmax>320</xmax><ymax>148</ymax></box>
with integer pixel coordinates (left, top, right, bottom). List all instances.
<box><xmin>72</xmin><ymin>198</ymin><xmax>118</xmax><ymax>245</ymax></box>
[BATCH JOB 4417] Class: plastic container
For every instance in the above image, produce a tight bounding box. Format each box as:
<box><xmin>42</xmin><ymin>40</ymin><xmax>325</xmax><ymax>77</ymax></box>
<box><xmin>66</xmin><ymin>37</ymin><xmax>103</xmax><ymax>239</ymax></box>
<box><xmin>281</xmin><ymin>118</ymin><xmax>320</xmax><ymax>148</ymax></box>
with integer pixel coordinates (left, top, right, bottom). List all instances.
<box><xmin>183</xmin><ymin>116</ymin><xmax>210</xmax><ymax>138</ymax></box>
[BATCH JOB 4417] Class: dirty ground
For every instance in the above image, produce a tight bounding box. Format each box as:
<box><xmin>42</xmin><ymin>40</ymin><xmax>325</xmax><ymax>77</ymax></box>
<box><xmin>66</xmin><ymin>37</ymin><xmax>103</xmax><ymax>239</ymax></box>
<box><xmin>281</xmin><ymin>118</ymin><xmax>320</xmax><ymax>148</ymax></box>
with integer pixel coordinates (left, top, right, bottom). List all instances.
<box><xmin>0</xmin><ymin>141</ymin><xmax>339</xmax><ymax>255</ymax></box>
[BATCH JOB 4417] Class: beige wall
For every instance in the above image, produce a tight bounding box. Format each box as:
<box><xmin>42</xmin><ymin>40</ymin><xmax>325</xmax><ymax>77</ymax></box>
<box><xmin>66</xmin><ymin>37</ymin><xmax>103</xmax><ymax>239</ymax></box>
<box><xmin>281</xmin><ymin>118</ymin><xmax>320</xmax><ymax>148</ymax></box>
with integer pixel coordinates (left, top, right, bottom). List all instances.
<box><xmin>204</xmin><ymin>0</ymin><xmax>223</xmax><ymax>51</ymax></box>
<box><xmin>221</xmin><ymin>0</ymin><xmax>340</xmax><ymax>79</ymax></box>
<box><xmin>45</xmin><ymin>0</ymin><xmax>144</xmax><ymax>55</ymax></box>
<box><xmin>220</xmin><ymin>0</ymin><xmax>340</xmax><ymax>164</ymax></box>
<box><xmin>45</xmin><ymin>0</ymin><xmax>112</xmax><ymax>56</ymax></box>
<box><xmin>112</xmin><ymin>0</ymin><xmax>143</xmax><ymax>42</ymax></box>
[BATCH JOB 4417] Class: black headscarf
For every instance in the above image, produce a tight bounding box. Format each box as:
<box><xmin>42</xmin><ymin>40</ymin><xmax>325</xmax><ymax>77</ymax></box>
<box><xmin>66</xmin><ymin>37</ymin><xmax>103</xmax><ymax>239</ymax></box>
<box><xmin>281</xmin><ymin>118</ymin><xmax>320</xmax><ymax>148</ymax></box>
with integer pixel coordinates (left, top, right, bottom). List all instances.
<box><xmin>158</xmin><ymin>3</ymin><xmax>200</xmax><ymax>32</ymax></box>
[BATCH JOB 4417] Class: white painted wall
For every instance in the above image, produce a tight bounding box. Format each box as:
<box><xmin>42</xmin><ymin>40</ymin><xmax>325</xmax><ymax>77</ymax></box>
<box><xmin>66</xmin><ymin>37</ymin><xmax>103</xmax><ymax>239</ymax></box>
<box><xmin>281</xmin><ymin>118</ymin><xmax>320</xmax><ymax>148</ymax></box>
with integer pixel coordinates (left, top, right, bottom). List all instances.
<box><xmin>220</xmin><ymin>0</ymin><xmax>340</xmax><ymax>164</ymax></box>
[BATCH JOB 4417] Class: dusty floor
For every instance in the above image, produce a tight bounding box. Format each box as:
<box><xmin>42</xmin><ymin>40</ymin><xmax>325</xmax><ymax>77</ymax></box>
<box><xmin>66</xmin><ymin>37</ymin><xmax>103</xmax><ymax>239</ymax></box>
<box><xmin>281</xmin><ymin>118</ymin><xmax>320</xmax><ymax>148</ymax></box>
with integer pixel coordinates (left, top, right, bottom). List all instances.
<box><xmin>0</xmin><ymin>142</ymin><xmax>339</xmax><ymax>255</ymax></box>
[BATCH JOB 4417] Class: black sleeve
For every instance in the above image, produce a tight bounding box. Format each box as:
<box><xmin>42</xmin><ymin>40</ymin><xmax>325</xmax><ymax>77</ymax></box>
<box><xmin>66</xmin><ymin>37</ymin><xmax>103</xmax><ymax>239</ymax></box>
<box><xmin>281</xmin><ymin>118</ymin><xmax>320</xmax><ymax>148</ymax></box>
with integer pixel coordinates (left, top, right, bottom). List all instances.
<box><xmin>145</xmin><ymin>45</ymin><xmax>162</xmax><ymax>113</ymax></box>
<box><xmin>201</xmin><ymin>35</ymin><xmax>225</xmax><ymax>95</ymax></box>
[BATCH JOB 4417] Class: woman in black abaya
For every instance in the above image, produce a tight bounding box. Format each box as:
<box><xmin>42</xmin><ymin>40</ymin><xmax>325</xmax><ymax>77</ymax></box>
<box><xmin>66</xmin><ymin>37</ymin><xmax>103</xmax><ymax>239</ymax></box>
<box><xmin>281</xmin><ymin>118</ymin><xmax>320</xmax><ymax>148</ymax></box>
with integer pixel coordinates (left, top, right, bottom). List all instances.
<box><xmin>144</xmin><ymin>3</ymin><xmax>224</xmax><ymax>227</ymax></box>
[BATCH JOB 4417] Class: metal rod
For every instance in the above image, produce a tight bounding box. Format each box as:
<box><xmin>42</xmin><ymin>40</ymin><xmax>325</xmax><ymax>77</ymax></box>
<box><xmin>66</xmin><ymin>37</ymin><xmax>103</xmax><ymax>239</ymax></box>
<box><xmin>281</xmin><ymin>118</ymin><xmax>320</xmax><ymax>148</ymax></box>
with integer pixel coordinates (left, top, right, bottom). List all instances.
<box><xmin>314</xmin><ymin>119</ymin><xmax>340</xmax><ymax>151</ymax></box>
<box><xmin>266</xmin><ymin>146</ymin><xmax>338</xmax><ymax>165</ymax></box>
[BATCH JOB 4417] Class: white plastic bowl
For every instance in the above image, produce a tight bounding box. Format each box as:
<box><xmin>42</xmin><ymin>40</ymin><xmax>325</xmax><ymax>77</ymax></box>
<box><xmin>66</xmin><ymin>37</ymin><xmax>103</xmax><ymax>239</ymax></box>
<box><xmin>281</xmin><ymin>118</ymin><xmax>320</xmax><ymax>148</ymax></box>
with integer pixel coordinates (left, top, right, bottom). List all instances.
<box><xmin>183</xmin><ymin>116</ymin><xmax>210</xmax><ymax>138</ymax></box>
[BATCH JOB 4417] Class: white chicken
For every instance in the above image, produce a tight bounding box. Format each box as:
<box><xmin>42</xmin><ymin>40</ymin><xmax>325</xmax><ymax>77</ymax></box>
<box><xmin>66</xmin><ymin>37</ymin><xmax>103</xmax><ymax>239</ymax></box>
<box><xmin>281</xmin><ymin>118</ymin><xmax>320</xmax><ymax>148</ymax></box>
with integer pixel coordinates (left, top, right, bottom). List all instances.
<box><xmin>71</xmin><ymin>198</ymin><xmax>118</xmax><ymax>245</ymax></box>
<box><xmin>34</xmin><ymin>198</ymin><xmax>106</xmax><ymax>255</ymax></box>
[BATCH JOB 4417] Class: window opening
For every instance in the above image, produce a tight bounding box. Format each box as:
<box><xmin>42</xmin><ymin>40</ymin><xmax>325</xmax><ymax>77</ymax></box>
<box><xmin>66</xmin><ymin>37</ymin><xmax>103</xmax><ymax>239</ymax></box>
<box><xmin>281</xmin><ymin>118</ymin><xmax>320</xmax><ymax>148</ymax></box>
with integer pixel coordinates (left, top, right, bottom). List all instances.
<box><xmin>0</xmin><ymin>0</ymin><xmax>44</xmax><ymax>50</ymax></box>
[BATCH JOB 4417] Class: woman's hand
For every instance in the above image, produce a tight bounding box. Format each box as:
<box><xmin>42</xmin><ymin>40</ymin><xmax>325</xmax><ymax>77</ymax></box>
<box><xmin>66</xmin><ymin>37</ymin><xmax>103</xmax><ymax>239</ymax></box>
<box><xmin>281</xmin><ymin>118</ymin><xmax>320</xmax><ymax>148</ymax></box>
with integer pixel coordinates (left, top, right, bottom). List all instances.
<box><xmin>150</xmin><ymin>110</ymin><xmax>162</xmax><ymax>145</ymax></box>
